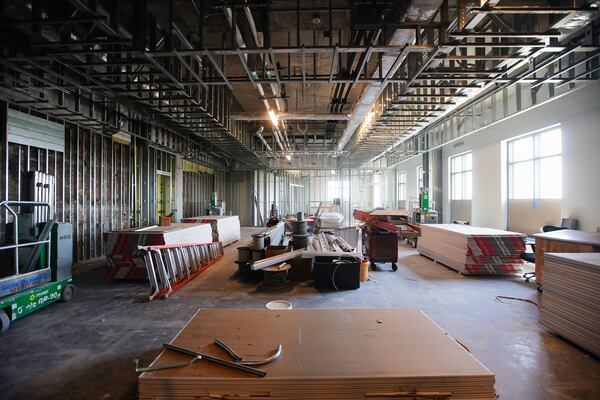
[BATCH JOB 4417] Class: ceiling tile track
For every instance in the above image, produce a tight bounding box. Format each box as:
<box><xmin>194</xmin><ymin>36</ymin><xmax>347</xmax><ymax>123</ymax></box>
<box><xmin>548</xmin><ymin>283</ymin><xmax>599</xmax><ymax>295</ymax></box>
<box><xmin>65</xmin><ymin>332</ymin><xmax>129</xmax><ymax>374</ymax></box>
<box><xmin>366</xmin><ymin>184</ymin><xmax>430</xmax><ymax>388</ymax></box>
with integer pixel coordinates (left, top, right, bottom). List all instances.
<box><xmin>0</xmin><ymin>0</ymin><xmax>266</xmax><ymax>170</ymax></box>
<box><xmin>341</xmin><ymin>3</ymin><xmax>600</xmax><ymax>168</ymax></box>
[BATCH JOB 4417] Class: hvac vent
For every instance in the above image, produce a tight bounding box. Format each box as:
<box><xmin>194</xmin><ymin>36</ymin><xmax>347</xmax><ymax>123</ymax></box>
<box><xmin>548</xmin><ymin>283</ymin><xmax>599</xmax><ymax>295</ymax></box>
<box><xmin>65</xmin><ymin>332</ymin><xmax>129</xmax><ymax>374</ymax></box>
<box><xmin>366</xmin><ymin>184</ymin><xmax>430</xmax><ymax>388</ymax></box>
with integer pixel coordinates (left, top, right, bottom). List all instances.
<box><xmin>453</xmin><ymin>141</ymin><xmax>465</xmax><ymax>148</ymax></box>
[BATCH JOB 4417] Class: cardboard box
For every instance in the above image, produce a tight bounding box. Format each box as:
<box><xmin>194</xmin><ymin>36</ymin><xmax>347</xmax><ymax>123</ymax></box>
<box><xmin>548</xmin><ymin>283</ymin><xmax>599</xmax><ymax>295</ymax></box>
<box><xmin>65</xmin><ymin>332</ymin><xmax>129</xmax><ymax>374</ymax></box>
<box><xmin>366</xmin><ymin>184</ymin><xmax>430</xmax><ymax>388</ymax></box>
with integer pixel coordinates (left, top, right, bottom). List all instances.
<box><xmin>159</xmin><ymin>215</ymin><xmax>172</xmax><ymax>226</ymax></box>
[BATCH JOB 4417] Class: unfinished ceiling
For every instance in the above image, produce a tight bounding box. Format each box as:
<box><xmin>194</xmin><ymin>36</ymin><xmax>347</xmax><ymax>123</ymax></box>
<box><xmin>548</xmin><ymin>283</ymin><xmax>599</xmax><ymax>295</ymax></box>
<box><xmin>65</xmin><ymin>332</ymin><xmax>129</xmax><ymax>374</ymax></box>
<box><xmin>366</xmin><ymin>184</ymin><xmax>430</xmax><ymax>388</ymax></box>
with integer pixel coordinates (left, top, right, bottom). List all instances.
<box><xmin>0</xmin><ymin>0</ymin><xmax>598</xmax><ymax>170</ymax></box>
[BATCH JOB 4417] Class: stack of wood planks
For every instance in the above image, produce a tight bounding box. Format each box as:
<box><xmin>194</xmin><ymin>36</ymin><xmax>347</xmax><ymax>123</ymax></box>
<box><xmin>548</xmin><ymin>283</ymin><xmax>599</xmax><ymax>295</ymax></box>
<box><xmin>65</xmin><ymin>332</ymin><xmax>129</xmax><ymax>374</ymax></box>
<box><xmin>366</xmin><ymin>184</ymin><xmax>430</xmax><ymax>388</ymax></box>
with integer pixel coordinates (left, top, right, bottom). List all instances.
<box><xmin>541</xmin><ymin>253</ymin><xmax>600</xmax><ymax>356</ymax></box>
<box><xmin>418</xmin><ymin>224</ymin><xmax>525</xmax><ymax>275</ymax></box>
<box><xmin>139</xmin><ymin>308</ymin><xmax>496</xmax><ymax>400</ymax></box>
<box><xmin>182</xmin><ymin>215</ymin><xmax>241</xmax><ymax>246</ymax></box>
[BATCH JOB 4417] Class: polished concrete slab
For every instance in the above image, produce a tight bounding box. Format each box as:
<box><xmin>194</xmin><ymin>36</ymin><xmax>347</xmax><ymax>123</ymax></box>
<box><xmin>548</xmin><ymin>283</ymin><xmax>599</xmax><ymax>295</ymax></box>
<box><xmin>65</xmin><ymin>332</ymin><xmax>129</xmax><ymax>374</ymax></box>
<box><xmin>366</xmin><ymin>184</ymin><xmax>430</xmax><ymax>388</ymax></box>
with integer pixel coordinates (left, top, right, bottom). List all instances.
<box><xmin>0</xmin><ymin>229</ymin><xmax>598</xmax><ymax>400</ymax></box>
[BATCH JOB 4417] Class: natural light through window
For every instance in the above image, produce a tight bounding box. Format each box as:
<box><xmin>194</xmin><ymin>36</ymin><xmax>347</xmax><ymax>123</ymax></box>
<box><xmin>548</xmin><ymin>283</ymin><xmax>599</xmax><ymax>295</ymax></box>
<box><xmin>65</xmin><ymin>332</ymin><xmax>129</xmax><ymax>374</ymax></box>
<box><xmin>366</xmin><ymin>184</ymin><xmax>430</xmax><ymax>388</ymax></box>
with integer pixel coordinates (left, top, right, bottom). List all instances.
<box><xmin>373</xmin><ymin>174</ymin><xmax>382</xmax><ymax>207</ymax></box>
<box><xmin>327</xmin><ymin>180</ymin><xmax>349</xmax><ymax>202</ymax></box>
<box><xmin>417</xmin><ymin>166</ymin><xmax>423</xmax><ymax>192</ymax></box>
<box><xmin>508</xmin><ymin>127</ymin><xmax>562</xmax><ymax>199</ymax></box>
<box><xmin>450</xmin><ymin>152</ymin><xmax>472</xmax><ymax>200</ymax></box>
<box><xmin>397</xmin><ymin>171</ymin><xmax>407</xmax><ymax>202</ymax></box>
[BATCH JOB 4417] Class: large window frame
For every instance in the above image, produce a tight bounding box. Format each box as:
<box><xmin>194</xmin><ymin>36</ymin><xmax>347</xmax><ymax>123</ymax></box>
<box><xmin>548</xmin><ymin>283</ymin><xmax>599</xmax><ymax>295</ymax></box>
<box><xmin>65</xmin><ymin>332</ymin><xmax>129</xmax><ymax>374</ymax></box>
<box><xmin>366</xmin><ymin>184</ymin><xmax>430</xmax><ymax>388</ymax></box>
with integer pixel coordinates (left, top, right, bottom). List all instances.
<box><xmin>450</xmin><ymin>152</ymin><xmax>472</xmax><ymax>200</ymax></box>
<box><xmin>507</xmin><ymin>126</ymin><xmax>562</xmax><ymax>200</ymax></box>
<box><xmin>373</xmin><ymin>173</ymin><xmax>382</xmax><ymax>208</ymax></box>
<box><xmin>397</xmin><ymin>171</ymin><xmax>407</xmax><ymax>204</ymax></box>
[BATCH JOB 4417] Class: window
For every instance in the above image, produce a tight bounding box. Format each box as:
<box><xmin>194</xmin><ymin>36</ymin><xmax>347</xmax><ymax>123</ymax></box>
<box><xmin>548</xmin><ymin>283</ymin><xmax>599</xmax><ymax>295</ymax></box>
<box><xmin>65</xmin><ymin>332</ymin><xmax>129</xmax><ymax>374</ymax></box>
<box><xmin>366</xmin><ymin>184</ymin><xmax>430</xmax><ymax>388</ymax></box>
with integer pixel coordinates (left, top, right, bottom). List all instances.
<box><xmin>327</xmin><ymin>180</ymin><xmax>349</xmax><ymax>202</ymax></box>
<box><xmin>450</xmin><ymin>152</ymin><xmax>472</xmax><ymax>200</ymax></box>
<box><xmin>508</xmin><ymin>127</ymin><xmax>561</xmax><ymax>199</ymax></box>
<box><xmin>417</xmin><ymin>166</ymin><xmax>423</xmax><ymax>190</ymax></box>
<box><xmin>397</xmin><ymin>171</ymin><xmax>407</xmax><ymax>202</ymax></box>
<box><xmin>373</xmin><ymin>174</ymin><xmax>382</xmax><ymax>207</ymax></box>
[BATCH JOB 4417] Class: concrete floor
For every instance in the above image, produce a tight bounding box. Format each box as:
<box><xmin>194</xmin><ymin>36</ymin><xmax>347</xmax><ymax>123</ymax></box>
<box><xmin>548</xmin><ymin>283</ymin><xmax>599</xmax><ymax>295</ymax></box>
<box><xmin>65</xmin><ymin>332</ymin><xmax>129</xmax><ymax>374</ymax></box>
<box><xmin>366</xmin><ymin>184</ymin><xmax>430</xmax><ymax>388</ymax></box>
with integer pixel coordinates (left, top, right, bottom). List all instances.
<box><xmin>0</xmin><ymin>228</ymin><xmax>599</xmax><ymax>400</ymax></box>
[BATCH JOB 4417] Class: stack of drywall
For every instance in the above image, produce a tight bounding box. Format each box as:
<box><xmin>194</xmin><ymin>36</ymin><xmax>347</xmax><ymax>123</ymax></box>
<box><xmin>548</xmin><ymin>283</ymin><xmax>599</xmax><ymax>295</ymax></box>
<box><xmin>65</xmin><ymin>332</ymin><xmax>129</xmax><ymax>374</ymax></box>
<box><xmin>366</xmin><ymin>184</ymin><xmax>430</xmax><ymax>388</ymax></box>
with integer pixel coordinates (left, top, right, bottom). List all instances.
<box><xmin>139</xmin><ymin>308</ymin><xmax>496</xmax><ymax>400</ymax></box>
<box><xmin>182</xmin><ymin>215</ymin><xmax>241</xmax><ymax>246</ymax></box>
<box><xmin>104</xmin><ymin>223</ymin><xmax>213</xmax><ymax>279</ymax></box>
<box><xmin>541</xmin><ymin>253</ymin><xmax>600</xmax><ymax>356</ymax></box>
<box><xmin>418</xmin><ymin>224</ymin><xmax>525</xmax><ymax>274</ymax></box>
<box><xmin>316</xmin><ymin>212</ymin><xmax>344</xmax><ymax>229</ymax></box>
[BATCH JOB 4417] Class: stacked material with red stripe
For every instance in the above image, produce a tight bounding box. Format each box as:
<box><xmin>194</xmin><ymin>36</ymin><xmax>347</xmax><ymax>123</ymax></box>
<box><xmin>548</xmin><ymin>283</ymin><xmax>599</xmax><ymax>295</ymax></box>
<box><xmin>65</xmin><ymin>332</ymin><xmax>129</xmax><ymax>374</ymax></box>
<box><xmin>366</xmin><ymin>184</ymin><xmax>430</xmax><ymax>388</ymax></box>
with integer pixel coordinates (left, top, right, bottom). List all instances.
<box><xmin>104</xmin><ymin>223</ymin><xmax>213</xmax><ymax>279</ymax></box>
<box><xmin>418</xmin><ymin>224</ymin><xmax>525</xmax><ymax>274</ymax></box>
<box><xmin>181</xmin><ymin>215</ymin><xmax>241</xmax><ymax>246</ymax></box>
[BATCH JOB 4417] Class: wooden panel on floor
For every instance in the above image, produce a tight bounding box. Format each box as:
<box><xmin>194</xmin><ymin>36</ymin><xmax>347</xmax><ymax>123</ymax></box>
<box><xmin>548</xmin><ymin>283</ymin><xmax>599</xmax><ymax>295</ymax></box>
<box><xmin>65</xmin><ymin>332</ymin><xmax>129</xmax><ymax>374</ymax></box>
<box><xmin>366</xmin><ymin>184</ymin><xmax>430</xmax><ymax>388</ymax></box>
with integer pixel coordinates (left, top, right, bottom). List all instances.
<box><xmin>139</xmin><ymin>308</ymin><xmax>496</xmax><ymax>400</ymax></box>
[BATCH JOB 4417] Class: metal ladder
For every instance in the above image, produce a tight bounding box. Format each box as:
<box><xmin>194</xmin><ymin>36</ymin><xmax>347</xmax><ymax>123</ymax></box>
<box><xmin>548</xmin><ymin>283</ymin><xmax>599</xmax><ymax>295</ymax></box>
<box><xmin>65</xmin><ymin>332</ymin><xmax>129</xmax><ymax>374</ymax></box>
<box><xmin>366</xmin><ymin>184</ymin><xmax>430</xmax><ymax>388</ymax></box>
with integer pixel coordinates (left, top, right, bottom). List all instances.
<box><xmin>139</xmin><ymin>242</ymin><xmax>224</xmax><ymax>300</ymax></box>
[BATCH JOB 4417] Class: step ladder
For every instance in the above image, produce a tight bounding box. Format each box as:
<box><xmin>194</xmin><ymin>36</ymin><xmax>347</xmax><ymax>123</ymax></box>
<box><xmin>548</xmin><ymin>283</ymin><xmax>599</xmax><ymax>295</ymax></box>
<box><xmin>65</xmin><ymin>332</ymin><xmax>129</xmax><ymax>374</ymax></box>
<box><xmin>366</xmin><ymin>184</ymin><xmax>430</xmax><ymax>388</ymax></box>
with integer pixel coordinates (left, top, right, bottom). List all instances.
<box><xmin>139</xmin><ymin>242</ymin><xmax>224</xmax><ymax>300</ymax></box>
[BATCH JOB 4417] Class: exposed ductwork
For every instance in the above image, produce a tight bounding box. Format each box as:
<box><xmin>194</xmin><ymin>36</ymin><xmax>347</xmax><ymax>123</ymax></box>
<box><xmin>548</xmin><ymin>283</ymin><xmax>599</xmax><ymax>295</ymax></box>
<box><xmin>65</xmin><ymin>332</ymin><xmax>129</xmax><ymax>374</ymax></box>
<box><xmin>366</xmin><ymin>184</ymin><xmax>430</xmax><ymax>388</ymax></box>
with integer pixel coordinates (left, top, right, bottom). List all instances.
<box><xmin>255</xmin><ymin>125</ymin><xmax>272</xmax><ymax>152</ymax></box>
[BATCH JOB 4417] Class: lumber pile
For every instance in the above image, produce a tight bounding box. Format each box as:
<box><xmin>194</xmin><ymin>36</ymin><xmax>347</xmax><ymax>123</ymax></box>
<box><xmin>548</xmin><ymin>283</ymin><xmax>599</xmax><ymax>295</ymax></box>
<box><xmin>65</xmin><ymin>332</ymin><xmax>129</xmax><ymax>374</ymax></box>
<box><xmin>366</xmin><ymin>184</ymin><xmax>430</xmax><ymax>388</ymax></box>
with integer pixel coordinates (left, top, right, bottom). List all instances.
<box><xmin>541</xmin><ymin>253</ymin><xmax>600</xmax><ymax>356</ymax></box>
<box><xmin>104</xmin><ymin>223</ymin><xmax>213</xmax><ymax>279</ymax></box>
<box><xmin>139</xmin><ymin>308</ymin><xmax>496</xmax><ymax>400</ymax></box>
<box><xmin>182</xmin><ymin>215</ymin><xmax>241</xmax><ymax>246</ymax></box>
<box><xmin>418</xmin><ymin>224</ymin><xmax>525</xmax><ymax>275</ymax></box>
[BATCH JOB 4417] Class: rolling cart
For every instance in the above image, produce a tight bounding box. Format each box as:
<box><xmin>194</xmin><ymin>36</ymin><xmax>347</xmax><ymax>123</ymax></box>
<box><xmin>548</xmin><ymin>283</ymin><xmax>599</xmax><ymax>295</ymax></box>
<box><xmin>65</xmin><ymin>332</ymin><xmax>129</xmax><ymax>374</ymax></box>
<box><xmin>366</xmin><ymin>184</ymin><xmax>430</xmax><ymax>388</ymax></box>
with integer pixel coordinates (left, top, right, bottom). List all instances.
<box><xmin>364</xmin><ymin>229</ymin><xmax>399</xmax><ymax>271</ymax></box>
<box><xmin>354</xmin><ymin>209</ymin><xmax>420</xmax><ymax>271</ymax></box>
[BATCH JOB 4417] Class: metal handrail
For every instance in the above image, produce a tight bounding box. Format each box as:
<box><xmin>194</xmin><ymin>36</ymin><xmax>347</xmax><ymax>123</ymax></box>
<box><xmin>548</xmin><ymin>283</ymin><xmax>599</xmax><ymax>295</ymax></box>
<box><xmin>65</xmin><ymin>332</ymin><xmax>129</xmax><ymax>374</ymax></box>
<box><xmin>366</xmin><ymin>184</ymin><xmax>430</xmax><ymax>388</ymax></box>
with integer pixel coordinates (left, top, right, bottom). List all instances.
<box><xmin>0</xmin><ymin>201</ymin><xmax>52</xmax><ymax>276</ymax></box>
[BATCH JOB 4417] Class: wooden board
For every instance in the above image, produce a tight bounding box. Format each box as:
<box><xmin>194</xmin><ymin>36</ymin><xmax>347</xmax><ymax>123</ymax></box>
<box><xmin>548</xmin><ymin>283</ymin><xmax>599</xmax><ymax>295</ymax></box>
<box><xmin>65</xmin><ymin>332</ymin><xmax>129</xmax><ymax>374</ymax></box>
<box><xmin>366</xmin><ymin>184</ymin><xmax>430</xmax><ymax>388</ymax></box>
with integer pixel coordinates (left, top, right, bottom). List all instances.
<box><xmin>533</xmin><ymin>229</ymin><xmax>600</xmax><ymax>246</ymax></box>
<box><xmin>533</xmin><ymin>231</ymin><xmax>600</xmax><ymax>284</ymax></box>
<box><xmin>139</xmin><ymin>308</ymin><xmax>496</xmax><ymax>400</ymax></box>
<box><xmin>369</xmin><ymin>209</ymin><xmax>409</xmax><ymax>217</ymax></box>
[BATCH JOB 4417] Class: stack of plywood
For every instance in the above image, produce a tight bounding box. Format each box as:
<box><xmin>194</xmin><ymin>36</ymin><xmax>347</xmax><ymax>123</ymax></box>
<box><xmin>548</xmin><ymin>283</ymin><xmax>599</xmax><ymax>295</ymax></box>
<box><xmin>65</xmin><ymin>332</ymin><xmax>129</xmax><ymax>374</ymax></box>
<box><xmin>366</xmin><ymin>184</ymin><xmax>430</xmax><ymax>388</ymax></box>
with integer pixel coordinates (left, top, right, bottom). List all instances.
<box><xmin>104</xmin><ymin>223</ymin><xmax>213</xmax><ymax>279</ymax></box>
<box><xmin>139</xmin><ymin>308</ymin><xmax>496</xmax><ymax>400</ymax></box>
<box><xmin>418</xmin><ymin>224</ymin><xmax>525</xmax><ymax>275</ymax></box>
<box><xmin>541</xmin><ymin>253</ymin><xmax>600</xmax><ymax>356</ymax></box>
<box><xmin>182</xmin><ymin>215</ymin><xmax>241</xmax><ymax>246</ymax></box>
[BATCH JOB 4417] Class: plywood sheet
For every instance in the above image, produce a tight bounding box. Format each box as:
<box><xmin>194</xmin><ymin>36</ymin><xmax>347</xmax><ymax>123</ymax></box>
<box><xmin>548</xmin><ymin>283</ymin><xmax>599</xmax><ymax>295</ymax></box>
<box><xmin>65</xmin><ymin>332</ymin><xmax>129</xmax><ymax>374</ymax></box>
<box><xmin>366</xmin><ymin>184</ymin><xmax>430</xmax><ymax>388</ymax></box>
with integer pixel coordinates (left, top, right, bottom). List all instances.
<box><xmin>139</xmin><ymin>308</ymin><xmax>496</xmax><ymax>400</ymax></box>
<box><xmin>533</xmin><ymin>229</ymin><xmax>600</xmax><ymax>247</ymax></box>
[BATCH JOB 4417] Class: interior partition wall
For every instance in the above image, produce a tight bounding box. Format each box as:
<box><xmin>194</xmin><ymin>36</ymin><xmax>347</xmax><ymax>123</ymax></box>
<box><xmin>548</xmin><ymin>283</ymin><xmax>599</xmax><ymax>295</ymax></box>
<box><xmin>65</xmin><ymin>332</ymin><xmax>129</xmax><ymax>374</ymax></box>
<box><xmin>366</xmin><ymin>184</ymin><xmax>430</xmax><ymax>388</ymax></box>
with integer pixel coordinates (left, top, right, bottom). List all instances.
<box><xmin>252</xmin><ymin>170</ymin><xmax>306</xmax><ymax>226</ymax></box>
<box><xmin>0</xmin><ymin>102</ymin><xmax>188</xmax><ymax>262</ymax></box>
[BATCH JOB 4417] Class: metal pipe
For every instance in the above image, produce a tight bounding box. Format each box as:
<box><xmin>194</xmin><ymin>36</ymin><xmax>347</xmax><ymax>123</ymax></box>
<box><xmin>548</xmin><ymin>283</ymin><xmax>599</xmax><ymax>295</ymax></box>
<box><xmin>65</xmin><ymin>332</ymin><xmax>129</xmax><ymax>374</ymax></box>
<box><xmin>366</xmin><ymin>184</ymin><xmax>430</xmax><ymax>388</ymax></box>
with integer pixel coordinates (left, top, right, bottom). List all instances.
<box><xmin>254</xmin><ymin>126</ymin><xmax>272</xmax><ymax>152</ymax></box>
<box><xmin>162</xmin><ymin>343</ymin><xmax>267</xmax><ymax>377</ymax></box>
<box><xmin>231</xmin><ymin>113</ymin><xmax>351</xmax><ymax>121</ymax></box>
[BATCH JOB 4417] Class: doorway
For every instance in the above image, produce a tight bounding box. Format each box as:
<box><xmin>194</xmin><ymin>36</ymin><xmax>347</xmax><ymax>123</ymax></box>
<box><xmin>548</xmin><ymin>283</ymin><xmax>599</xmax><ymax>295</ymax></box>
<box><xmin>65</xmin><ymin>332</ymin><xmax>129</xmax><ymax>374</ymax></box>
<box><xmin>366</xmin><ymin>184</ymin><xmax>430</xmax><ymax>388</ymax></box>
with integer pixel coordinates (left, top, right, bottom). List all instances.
<box><xmin>157</xmin><ymin>170</ymin><xmax>173</xmax><ymax>221</ymax></box>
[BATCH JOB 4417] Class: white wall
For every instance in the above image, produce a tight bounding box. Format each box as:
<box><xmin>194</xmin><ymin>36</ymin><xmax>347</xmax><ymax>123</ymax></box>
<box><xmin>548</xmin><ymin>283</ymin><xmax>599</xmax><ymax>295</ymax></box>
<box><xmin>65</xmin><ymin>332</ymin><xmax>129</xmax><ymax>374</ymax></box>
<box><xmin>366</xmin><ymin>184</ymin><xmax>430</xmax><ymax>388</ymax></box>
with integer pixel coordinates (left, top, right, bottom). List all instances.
<box><xmin>438</xmin><ymin>82</ymin><xmax>600</xmax><ymax>232</ymax></box>
<box><xmin>390</xmin><ymin>82</ymin><xmax>600</xmax><ymax>232</ymax></box>
<box><xmin>395</xmin><ymin>156</ymin><xmax>422</xmax><ymax>208</ymax></box>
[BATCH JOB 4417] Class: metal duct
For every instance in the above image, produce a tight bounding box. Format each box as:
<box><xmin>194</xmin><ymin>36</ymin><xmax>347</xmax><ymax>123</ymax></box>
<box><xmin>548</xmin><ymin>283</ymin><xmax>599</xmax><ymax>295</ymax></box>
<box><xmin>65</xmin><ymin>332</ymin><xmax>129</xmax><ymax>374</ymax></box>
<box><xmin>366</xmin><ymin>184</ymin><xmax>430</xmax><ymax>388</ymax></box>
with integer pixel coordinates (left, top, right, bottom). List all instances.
<box><xmin>255</xmin><ymin>126</ymin><xmax>272</xmax><ymax>152</ymax></box>
<box><xmin>336</xmin><ymin>28</ymin><xmax>414</xmax><ymax>151</ymax></box>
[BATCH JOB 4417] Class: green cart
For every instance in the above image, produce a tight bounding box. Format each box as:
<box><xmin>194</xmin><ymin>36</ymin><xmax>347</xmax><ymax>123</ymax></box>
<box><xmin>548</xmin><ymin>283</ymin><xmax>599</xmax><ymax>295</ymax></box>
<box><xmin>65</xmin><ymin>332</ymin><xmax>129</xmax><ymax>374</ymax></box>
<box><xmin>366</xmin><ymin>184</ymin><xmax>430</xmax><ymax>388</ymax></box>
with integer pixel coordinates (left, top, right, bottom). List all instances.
<box><xmin>0</xmin><ymin>201</ymin><xmax>75</xmax><ymax>332</ymax></box>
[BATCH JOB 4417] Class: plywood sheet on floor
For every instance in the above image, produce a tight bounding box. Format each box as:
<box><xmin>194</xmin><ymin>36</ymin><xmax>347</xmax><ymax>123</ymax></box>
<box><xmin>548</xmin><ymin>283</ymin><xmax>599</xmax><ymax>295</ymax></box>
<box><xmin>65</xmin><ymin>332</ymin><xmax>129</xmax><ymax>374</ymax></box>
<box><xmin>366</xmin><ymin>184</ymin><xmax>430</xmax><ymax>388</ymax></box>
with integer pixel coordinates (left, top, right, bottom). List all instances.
<box><xmin>139</xmin><ymin>308</ymin><xmax>496</xmax><ymax>400</ymax></box>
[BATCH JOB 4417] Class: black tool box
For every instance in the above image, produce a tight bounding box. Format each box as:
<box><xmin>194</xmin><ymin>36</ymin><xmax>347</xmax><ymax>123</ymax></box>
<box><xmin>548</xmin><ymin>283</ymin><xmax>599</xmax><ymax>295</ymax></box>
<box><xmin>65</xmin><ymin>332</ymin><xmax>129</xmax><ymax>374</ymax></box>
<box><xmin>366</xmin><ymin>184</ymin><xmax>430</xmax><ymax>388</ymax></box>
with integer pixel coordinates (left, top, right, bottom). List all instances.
<box><xmin>313</xmin><ymin>256</ymin><xmax>361</xmax><ymax>290</ymax></box>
